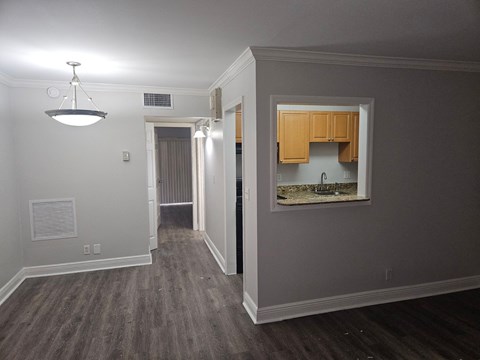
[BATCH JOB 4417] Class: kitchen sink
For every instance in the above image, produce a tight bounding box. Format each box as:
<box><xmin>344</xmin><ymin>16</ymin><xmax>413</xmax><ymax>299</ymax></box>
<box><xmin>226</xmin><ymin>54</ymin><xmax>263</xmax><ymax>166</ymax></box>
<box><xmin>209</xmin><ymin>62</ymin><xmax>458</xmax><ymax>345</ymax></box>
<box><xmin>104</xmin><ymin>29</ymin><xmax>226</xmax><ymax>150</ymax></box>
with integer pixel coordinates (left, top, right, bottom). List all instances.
<box><xmin>314</xmin><ymin>190</ymin><xmax>348</xmax><ymax>196</ymax></box>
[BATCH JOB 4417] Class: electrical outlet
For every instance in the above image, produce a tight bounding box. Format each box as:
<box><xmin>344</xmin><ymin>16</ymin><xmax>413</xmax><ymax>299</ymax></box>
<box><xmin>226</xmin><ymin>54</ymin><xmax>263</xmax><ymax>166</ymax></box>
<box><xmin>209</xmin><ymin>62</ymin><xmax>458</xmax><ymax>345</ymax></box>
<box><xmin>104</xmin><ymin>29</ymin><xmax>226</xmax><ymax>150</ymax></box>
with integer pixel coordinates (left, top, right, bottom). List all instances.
<box><xmin>385</xmin><ymin>268</ymin><xmax>393</xmax><ymax>281</ymax></box>
<box><xmin>277</xmin><ymin>173</ymin><xmax>282</xmax><ymax>182</ymax></box>
<box><xmin>93</xmin><ymin>244</ymin><xmax>101</xmax><ymax>255</ymax></box>
<box><xmin>83</xmin><ymin>245</ymin><xmax>90</xmax><ymax>255</ymax></box>
<box><xmin>343</xmin><ymin>171</ymin><xmax>351</xmax><ymax>179</ymax></box>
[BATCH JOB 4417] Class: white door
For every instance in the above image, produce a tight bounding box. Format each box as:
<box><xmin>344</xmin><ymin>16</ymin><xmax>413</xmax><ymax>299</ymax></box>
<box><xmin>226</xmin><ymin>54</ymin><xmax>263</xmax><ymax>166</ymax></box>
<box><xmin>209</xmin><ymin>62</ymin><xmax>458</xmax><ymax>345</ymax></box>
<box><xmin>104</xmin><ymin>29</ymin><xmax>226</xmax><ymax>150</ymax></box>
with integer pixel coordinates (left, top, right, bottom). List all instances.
<box><xmin>145</xmin><ymin>122</ymin><xmax>158</xmax><ymax>251</ymax></box>
<box><xmin>155</xmin><ymin>132</ymin><xmax>161</xmax><ymax>226</ymax></box>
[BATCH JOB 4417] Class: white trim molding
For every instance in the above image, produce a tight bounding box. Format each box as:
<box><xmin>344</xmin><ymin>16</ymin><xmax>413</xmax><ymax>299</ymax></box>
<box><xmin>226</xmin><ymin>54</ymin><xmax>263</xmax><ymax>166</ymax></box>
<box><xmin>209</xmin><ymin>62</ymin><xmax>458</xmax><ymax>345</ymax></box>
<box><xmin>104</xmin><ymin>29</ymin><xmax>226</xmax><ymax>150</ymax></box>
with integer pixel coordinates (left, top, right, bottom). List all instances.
<box><xmin>23</xmin><ymin>253</ymin><xmax>152</xmax><ymax>278</ymax></box>
<box><xmin>0</xmin><ymin>74</ymin><xmax>208</xmax><ymax>96</ymax></box>
<box><xmin>0</xmin><ymin>71</ymin><xmax>14</xmax><ymax>86</ymax></box>
<box><xmin>0</xmin><ymin>269</ymin><xmax>26</xmax><ymax>307</ymax></box>
<box><xmin>243</xmin><ymin>291</ymin><xmax>258</xmax><ymax>324</ymax></box>
<box><xmin>250</xmin><ymin>47</ymin><xmax>480</xmax><ymax>73</ymax></box>
<box><xmin>253</xmin><ymin>275</ymin><xmax>480</xmax><ymax>324</ymax></box>
<box><xmin>209</xmin><ymin>48</ymin><xmax>255</xmax><ymax>91</ymax></box>
<box><xmin>0</xmin><ymin>254</ymin><xmax>152</xmax><ymax>307</ymax></box>
<box><xmin>202</xmin><ymin>232</ymin><xmax>226</xmax><ymax>274</ymax></box>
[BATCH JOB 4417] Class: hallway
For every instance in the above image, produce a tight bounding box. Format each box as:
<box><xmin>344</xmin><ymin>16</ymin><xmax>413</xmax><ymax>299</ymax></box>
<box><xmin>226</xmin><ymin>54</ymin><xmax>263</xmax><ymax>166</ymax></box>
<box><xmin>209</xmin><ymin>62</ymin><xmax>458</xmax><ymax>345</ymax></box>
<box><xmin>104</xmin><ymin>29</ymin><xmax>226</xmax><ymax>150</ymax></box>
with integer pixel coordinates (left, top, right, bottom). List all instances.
<box><xmin>1</xmin><ymin>205</ymin><xmax>480</xmax><ymax>358</ymax></box>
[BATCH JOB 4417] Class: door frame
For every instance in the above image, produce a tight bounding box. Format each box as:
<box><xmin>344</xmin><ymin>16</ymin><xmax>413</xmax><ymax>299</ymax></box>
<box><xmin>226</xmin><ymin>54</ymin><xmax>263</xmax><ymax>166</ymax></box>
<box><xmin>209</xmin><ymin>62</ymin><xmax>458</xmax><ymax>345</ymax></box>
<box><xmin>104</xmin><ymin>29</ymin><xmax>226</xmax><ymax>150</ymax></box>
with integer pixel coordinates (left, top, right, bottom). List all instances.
<box><xmin>223</xmin><ymin>97</ymin><xmax>244</xmax><ymax>275</ymax></box>
<box><xmin>145</xmin><ymin>119</ymin><xmax>202</xmax><ymax>231</ymax></box>
<box><xmin>145</xmin><ymin>122</ymin><xmax>158</xmax><ymax>250</ymax></box>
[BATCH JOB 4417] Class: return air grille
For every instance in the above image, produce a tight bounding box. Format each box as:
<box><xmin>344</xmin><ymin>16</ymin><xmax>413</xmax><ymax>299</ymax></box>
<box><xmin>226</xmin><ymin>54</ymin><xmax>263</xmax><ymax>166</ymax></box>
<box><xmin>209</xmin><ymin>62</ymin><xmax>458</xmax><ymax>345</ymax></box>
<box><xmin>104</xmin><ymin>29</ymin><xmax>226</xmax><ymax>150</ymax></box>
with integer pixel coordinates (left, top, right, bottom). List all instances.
<box><xmin>143</xmin><ymin>93</ymin><xmax>173</xmax><ymax>108</ymax></box>
<box><xmin>30</xmin><ymin>198</ymin><xmax>78</xmax><ymax>241</ymax></box>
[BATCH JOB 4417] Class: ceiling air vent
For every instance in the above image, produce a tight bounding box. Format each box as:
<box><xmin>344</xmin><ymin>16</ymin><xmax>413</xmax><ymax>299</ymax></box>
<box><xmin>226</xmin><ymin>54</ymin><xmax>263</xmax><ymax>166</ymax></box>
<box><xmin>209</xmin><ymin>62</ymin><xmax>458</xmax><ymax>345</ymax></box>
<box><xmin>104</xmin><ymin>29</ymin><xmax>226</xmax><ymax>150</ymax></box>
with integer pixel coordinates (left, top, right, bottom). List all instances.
<box><xmin>143</xmin><ymin>93</ymin><xmax>173</xmax><ymax>109</ymax></box>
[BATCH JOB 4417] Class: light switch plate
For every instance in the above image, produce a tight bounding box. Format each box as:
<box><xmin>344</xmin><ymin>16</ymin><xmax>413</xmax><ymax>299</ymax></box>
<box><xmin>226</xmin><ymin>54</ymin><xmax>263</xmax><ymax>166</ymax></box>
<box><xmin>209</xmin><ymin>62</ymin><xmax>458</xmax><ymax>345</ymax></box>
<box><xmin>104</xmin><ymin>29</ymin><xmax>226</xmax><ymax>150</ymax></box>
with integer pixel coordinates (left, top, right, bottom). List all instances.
<box><xmin>122</xmin><ymin>151</ymin><xmax>130</xmax><ymax>161</ymax></box>
<box><xmin>93</xmin><ymin>244</ymin><xmax>101</xmax><ymax>254</ymax></box>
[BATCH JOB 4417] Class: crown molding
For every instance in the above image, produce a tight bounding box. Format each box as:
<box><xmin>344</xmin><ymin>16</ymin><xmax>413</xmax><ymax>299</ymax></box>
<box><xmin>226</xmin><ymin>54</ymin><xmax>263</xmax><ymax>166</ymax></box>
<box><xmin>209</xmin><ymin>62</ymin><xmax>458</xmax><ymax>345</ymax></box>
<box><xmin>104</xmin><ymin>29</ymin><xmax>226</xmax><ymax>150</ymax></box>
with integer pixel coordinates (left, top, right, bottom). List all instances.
<box><xmin>0</xmin><ymin>75</ymin><xmax>209</xmax><ymax>96</ymax></box>
<box><xmin>250</xmin><ymin>47</ymin><xmax>480</xmax><ymax>73</ymax></box>
<box><xmin>0</xmin><ymin>71</ymin><xmax>14</xmax><ymax>86</ymax></box>
<box><xmin>209</xmin><ymin>47</ymin><xmax>255</xmax><ymax>92</ymax></box>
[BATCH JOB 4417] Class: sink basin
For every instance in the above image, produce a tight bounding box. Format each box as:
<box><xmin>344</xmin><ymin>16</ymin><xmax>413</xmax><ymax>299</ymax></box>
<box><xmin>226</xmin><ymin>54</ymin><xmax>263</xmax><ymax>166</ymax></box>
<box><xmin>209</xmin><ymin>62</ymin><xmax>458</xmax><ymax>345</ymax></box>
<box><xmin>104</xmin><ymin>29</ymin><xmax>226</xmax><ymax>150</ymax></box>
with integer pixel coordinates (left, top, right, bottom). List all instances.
<box><xmin>314</xmin><ymin>190</ymin><xmax>336</xmax><ymax>195</ymax></box>
<box><xmin>314</xmin><ymin>190</ymin><xmax>348</xmax><ymax>196</ymax></box>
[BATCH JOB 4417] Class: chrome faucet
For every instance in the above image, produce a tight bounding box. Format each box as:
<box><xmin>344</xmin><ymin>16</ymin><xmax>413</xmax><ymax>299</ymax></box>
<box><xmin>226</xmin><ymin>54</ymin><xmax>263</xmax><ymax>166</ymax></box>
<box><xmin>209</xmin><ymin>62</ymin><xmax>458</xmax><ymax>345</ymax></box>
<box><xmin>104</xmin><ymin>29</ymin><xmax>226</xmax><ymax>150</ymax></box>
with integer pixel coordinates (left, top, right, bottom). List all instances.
<box><xmin>320</xmin><ymin>172</ymin><xmax>327</xmax><ymax>187</ymax></box>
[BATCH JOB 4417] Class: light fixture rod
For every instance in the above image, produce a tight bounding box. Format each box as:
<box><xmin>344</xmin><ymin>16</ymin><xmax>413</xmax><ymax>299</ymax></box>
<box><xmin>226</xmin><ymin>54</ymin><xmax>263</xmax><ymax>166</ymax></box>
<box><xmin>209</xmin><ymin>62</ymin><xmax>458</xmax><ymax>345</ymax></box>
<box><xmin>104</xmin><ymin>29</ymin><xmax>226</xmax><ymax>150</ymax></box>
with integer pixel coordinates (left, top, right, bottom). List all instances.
<box><xmin>72</xmin><ymin>83</ymin><xmax>77</xmax><ymax>110</ymax></box>
<box><xmin>58</xmin><ymin>94</ymin><xmax>68</xmax><ymax>109</ymax></box>
<box><xmin>78</xmin><ymin>83</ymin><xmax>100</xmax><ymax>111</ymax></box>
<box><xmin>67</xmin><ymin>61</ymin><xmax>82</xmax><ymax>110</ymax></box>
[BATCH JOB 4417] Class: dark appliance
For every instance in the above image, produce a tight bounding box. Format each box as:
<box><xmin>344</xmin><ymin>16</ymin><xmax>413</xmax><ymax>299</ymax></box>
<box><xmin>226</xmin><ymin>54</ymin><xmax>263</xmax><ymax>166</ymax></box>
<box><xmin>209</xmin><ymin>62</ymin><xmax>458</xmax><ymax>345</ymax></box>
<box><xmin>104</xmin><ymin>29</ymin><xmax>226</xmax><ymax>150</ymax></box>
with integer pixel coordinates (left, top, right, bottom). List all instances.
<box><xmin>236</xmin><ymin>177</ymin><xmax>243</xmax><ymax>274</ymax></box>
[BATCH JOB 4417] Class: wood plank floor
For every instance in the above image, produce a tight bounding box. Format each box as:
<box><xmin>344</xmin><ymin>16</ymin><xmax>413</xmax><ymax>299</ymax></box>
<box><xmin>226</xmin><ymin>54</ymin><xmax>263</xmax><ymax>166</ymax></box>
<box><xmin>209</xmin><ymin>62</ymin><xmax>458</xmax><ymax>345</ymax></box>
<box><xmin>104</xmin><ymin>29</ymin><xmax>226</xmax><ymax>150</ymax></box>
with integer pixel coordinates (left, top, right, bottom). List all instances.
<box><xmin>1</xmin><ymin>204</ymin><xmax>480</xmax><ymax>359</ymax></box>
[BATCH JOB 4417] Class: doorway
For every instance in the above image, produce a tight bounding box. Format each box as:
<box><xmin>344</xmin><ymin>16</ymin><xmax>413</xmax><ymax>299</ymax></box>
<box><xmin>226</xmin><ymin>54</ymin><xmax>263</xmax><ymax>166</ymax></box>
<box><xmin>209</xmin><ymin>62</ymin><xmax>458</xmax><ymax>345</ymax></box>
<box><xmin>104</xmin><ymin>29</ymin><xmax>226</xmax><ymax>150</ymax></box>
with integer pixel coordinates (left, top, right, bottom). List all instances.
<box><xmin>224</xmin><ymin>99</ymin><xmax>245</xmax><ymax>275</ymax></box>
<box><xmin>145</xmin><ymin>119</ymin><xmax>203</xmax><ymax>251</ymax></box>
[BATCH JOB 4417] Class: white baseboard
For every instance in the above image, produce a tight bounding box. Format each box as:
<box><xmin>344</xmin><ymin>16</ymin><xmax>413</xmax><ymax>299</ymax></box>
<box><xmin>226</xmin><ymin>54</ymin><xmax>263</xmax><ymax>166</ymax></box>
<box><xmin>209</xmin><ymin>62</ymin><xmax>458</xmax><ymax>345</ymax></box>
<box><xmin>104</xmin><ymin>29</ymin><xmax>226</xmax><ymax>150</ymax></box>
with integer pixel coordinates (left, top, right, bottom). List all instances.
<box><xmin>23</xmin><ymin>253</ymin><xmax>152</xmax><ymax>278</ymax></box>
<box><xmin>0</xmin><ymin>268</ymin><xmax>26</xmax><ymax>307</ymax></box>
<box><xmin>255</xmin><ymin>275</ymin><xmax>480</xmax><ymax>324</ymax></box>
<box><xmin>0</xmin><ymin>253</ymin><xmax>152</xmax><ymax>307</ymax></box>
<box><xmin>243</xmin><ymin>291</ymin><xmax>258</xmax><ymax>324</ymax></box>
<box><xmin>202</xmin><ymin>232</ymin><xmax>226</xmax><ymax>273</ymax></box>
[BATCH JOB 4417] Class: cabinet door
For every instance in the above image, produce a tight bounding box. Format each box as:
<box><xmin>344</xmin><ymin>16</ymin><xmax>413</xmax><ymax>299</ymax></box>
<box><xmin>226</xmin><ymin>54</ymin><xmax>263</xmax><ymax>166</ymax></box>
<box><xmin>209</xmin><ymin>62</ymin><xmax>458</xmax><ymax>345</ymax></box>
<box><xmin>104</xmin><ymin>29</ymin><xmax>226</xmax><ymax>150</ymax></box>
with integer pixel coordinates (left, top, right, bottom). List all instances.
<box><xmin>338</xmin><ymin>112</ymin><xmax>359</xmax><ymax>162</ymax></box>
<box><xmin>279</xmin><ymin>111</ymin><xmax>310</xmax><ymax>163</ymax></box>
<box><xmin>235</xmin><ymin>111</ymin><xmax>242</xmax><ymax>143</ymax></box>
<box><xmin>352</xmin><ymin>112</ymin><xmax>359</xmax><ymax>160</ymax></box>
<box><xmin>331</xmin><ymin>112</ymin><xmax>351</xmax><ymax>142</ymax></box>
<box><xmin>310</xmin><ymin>112</ymin><xmax>331</xmax><ymax>142</ymax></box>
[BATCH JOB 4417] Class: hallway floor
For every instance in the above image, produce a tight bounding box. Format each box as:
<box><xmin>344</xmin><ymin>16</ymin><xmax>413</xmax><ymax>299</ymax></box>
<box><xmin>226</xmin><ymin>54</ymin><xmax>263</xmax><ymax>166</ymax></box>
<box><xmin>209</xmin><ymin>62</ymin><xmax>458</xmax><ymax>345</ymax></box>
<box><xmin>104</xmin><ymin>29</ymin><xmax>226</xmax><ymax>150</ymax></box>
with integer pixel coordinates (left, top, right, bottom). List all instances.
<box><xmin>1</xmin><ymin>205</ymin><xmax>480</xmax><ymax>359</ymax></box>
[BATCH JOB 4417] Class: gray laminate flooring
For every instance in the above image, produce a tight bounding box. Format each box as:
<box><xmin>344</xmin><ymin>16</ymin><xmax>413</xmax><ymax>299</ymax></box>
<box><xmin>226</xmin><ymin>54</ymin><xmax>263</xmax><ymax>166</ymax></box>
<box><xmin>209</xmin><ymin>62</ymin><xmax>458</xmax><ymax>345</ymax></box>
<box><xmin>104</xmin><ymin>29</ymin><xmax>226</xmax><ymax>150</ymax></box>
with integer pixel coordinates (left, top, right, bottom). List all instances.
<box><xmin>1</xmin><ymin>204</ymin><xmax>480</xmax><ymax>359</ymax></box>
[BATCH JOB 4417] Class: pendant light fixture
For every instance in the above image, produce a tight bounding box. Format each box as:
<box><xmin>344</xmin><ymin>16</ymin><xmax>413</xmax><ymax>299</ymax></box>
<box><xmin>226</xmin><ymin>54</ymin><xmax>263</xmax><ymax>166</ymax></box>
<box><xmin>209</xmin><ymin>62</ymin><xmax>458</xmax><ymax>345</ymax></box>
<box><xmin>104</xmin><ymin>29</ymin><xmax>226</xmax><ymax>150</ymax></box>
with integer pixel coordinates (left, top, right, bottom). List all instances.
<box><xmin>45</xmin><ymin>61</ymin><xmax>107</xmax><ymax>126</ymax></box>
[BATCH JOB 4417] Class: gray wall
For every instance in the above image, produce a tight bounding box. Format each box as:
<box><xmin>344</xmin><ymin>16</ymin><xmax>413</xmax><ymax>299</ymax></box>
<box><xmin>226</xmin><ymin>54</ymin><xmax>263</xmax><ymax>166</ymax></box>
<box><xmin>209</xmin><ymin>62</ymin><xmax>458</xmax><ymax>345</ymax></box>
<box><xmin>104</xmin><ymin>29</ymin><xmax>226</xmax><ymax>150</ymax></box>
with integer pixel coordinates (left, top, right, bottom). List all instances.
<box><xmin>0</xmin><ymin>83</ymin><xmax>22</xmax><ymax>288</ymax></box>
<box><xmin>204</xmin><ymin>119</ymin><xmax>226</xmax><ymax>257</ymax></box>
<box><xmin>256</xmin><ymin>60</ymin><xmax>480</xmax><ymax>307</ymax></box>
<box><xmin>205</xmin><ymin>61</ymin><xmax>258</xmax><ymax>301</ymax></box>
<box><xmin>10</xmin><ymin>87</ymin><xmax>208</xmax><ymax>267</ymax></box>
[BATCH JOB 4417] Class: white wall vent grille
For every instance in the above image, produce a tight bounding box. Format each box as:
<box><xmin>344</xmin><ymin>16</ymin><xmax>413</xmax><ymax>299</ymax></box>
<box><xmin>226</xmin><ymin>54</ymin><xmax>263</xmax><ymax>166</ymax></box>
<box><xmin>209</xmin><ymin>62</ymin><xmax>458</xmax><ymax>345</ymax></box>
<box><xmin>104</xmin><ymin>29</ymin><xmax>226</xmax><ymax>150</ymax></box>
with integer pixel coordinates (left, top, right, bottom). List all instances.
<box><xmin>29</xmin><ymin>198</ymin><xmax>78</xmax><ymax>241</ymax></box>
<box><xmin>143</xmin><ymin>93</ymin><xmax>173</xmax><ymax>109</ymax></box>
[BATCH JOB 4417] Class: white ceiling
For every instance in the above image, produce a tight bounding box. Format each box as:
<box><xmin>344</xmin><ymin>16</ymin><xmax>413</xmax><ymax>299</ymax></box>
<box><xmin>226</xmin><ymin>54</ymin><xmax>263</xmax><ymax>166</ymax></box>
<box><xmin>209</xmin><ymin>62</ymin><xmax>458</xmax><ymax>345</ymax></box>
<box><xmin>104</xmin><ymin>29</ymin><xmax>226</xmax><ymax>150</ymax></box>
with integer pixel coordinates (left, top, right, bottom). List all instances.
<box><xmin>1</xmin><ymin>0</ymin><xmax>479</xmax><ymax>89</ymax></box>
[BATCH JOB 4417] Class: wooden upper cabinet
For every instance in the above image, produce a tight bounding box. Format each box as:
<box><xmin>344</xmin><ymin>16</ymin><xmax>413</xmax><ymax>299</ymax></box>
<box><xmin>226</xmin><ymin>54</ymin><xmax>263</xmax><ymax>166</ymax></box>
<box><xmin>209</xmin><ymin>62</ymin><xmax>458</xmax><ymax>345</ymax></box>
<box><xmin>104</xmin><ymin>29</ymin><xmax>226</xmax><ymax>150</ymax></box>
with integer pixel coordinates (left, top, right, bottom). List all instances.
<box><xmin>310</xmin><ymin>112</ymin><xmax>331</xmax><ymax>142</ymax></box>
<box><xmin>310</xmin><ymin>111</ymin><xmax>351</xmax><ymax>142</ymax></box>
<box><xmin>338</xmin><ymin>112</ymin><xmax>359</xmax><ymax>162</ymax></box>
<box><xmin>235</xmin><ymin>111</ymin><xmax>242</xmax><ymax>143</ymax></box>
<box><xmin>277</xmin><ymin>110</ymin><xmax>280</xmax><ymax>143</ymax></box>
<box><xmin>279</xmin><ymin>111</ymin><xmax>310</xmax><ymax>164</ymax></box>
<box><xmin>331</xmin><ymin>112</ymin><xmax>351</xmax><ymax>142</ymax></box>
<box><xmin>352</xmin><ymin>112</ymin><xmax>359</xmax><ymax>160</ymax></box>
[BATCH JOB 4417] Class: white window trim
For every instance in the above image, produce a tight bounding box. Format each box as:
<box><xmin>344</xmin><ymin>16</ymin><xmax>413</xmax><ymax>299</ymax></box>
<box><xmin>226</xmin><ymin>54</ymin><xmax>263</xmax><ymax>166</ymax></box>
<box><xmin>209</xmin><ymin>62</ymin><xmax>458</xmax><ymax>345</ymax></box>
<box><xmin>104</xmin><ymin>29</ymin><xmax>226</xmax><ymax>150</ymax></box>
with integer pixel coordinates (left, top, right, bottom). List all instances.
<box><xmin>270</xmin><ymin>95</ymin><xmax>374</xmax><ymax>212</ymax></box>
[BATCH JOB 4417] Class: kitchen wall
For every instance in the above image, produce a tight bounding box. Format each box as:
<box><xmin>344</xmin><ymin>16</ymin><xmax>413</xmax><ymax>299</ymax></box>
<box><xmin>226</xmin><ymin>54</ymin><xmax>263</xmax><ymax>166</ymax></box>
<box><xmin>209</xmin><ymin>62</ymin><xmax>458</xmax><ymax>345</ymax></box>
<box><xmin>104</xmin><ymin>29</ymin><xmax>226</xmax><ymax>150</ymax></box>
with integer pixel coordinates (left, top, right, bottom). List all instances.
<box><xmin>0</xmin><ymin>83</ymin><xmax>22</xmax><ymax>290</ymax></box>
<box><xmin>10</xmin><ymin>86</ymin><xmax>209</xmax><ymax>267</ymax></box>
<box><xmin>277</xmin><ymin>142</ymin><xmax>358</xmax><ymax>185</ymax></box>
<box><xmin>277</xmin><ymin>104</ymin><xmax>359</xmax><ymax>185</ymax></box>
<box><xmin>255</xmin><ymin>58</ymin><xmax>480</xmax><ymax>309</ymax></box>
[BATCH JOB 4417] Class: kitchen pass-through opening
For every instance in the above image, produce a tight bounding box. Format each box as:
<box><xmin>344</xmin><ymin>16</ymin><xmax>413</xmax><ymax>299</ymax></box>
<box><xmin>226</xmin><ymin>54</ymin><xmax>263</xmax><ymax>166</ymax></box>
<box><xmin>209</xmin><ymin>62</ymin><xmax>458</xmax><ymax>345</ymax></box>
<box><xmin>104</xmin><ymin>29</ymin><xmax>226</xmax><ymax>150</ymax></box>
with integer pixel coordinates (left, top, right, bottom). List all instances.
<box><xmin>271</xmin><ymin>96</ymin><xmax>374</xmax><ymax>211</ymax></box>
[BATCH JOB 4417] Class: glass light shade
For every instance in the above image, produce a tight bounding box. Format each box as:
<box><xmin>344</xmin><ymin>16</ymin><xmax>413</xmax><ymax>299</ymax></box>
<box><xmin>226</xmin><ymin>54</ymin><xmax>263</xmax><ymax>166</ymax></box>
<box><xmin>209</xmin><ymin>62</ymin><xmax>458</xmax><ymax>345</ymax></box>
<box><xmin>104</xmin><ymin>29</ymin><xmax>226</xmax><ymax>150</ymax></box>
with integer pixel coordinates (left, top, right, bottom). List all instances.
<box><xmin>193</xmin><ymin>129</ymin><xmax>206</xmax><ymax>138</ymax></box>
<box><xmin>45</xmin><ymin>109</ymin><xmax>107</xmax><ymax>127</ymax></box>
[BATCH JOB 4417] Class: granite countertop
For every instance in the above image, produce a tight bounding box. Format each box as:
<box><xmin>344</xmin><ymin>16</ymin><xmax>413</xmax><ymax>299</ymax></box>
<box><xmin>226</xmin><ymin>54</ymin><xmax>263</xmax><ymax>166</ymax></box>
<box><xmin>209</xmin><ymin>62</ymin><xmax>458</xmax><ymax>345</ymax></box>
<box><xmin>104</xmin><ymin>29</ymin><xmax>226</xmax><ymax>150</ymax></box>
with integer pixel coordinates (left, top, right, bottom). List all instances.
<box><xmin>277</xmin><ymin>183</ymin><xmax>369</xmax><ymax>206</ymax></box>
